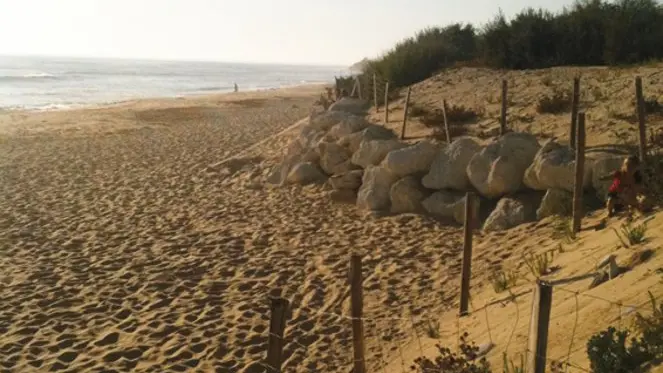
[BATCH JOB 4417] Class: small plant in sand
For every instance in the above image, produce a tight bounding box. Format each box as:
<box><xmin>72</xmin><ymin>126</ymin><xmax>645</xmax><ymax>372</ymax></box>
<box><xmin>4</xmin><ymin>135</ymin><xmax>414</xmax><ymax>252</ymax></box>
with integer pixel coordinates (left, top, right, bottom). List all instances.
<box><xmin>502</xmin><ymin>353</ymin><xmax>525</xmax><ymax>373</ymax></box>
<box><xmin>489</xmin><ymin>269</ymin><xmax>519</xmax><ymax>294</ymax></box>
<box><xmin>536</xmin><ymin>89</ymin><xmax>572</xmax><ymax>114</ymax></box>
<box><xmin>426</xmin><ymin>319</ymin><xmax>441</xmax><ymax>339</ymax></box>
<box><xmin>411</xmin><ymin>333</ymin><xmax>491</xmax><ymax>373</ymax></box>
<box><xmin>613</xmin><ymin>220</ymin><xmax>648</xmax><ymax>248</ymax></box>
<box><xmin>549</xmin><ymin>360</ymin><xmax>565</xmax><ymax>373</ymax></box>
<box><xmin>522</xmin><ymin>250</ymin><xmax>555</xmax><ymax>279</ymax></box>
<box><xmin>552</xmin><ymin>216</ymin><xmax>575</xmax><ymax>243</ymax></box>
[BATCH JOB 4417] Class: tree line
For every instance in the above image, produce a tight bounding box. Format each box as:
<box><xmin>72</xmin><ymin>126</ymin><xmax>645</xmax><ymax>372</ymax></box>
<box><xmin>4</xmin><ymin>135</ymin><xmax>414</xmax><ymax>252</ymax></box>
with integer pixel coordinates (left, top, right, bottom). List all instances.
<box><xmin>363</xmin><ymin>0</ymin><xmax>663</xmax><ymax>88</ymax></box>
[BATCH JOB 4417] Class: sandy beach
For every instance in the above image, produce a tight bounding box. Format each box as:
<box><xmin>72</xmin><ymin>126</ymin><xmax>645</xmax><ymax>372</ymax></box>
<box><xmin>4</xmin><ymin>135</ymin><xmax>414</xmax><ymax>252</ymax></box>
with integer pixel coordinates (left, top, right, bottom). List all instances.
<box><xmin>0</xmin><ymin>85</ymin><xmax>466</xmax><ymax>373</ymax></box>
<box><xmin>2</xmin><ymin>69</ymin><xmax>663</xmax><ymax>373</ymax></box>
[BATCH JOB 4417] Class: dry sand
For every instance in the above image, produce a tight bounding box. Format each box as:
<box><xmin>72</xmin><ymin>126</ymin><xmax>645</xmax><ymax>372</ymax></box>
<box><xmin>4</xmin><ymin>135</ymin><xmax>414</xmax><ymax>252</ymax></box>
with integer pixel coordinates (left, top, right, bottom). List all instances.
<box><xmin>1</xmin><ymin>66</ymin><xmax>663</xmax><ymax>373</ymax></box>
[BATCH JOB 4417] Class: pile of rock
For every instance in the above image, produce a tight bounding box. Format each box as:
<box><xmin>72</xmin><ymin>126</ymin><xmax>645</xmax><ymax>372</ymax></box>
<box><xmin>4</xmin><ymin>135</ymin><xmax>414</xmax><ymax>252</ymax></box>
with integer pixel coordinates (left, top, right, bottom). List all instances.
<box><xmin>268</xmin><ymin>97</ymin><xmax>628</xmax><ymax>231</ymax></box>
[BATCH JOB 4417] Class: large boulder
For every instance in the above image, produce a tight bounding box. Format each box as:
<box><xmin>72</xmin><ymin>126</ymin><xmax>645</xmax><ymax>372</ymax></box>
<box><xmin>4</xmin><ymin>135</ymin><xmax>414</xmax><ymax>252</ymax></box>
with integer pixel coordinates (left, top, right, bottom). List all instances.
<box><xmin>536</xmin><ymin>188</ymin><xmax>573</xmax><ymax>219</ymax></box>
<box><xmin>590</xmin><ymin>154</ymin><xmax>626</xmax><ymax>201</ymax></box>
<box><xmin>286</xmin><ymin>162</ymin><xmax>327</xmax><ymax>185</ymax></box>
<box><xmin>483</xmin><ymin>192</ymin><xmax>543</xmax><ymax>232</ymax></box>
<box><xmin>328</xmin><ymin>116</ymin><xmax>370</xmax><ymax>139</ymax></box>
<box><xmin>329</xmin><ymin>97</ymin><xmax>371</xmax><ymax>115</ymax></box>
<box><xmin>524</xmin><ymin>141</ymin><xmax>592</xmax><ymax>192</ymax></box>
<box><xmin>329</xmin><ymin>189</ymin><xmax>358</xmax><ymax>204</ymax></box>
<box><xmin>338</xmin><ymin>125</ymin><xmax>396</xmax><ymax>153</ymax></box>
<box><xmin>329</xmin><ymin>170</ymin><xmax>364</xmax><ymax>190</ymax></box>
<box><xmin>357</xmin><ymin>166</ymin><xmax>398</xmax><ymax>211</ymax></box>
<box><xmin>467</xmin><ymin>132</ymin><xmax>541</xmax><ymax>198</ymax></box>
<box><xmin>423</xmin><ymin>137</ymin><xmax>482</xmax><ymax>190</ymax></box>
<box><xmin>390</xmin><ymin>176</ymin><xmax>430</xmax><ymax>214</ymax></box>
<box><xmin>308</xmin><ymin>110</ymin><xmax>349</xmax><ymax>131</ymax></box>
<box><xmin>422</xmin><ymin>190</ymin><xmax>466</xmax><ymax>222</ymax></box>
<box><xmin>382</xmin><ymin>140</ymin><xmax>439</xmax><ymax>177</ymax></box>
<box><xmin>352</xmin><ymin>139</ymin><xmax>406</xmax><ymax>169</ymax></box>
<box><xmin>317</xmin><ymin>142</ymin><xmax>355</xmax><ymax>175</ymax></box>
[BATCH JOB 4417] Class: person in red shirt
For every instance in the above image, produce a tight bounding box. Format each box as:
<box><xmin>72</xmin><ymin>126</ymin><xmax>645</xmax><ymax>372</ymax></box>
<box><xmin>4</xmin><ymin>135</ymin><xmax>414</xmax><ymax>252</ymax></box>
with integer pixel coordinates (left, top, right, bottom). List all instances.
<box><xmin>605</xmin><ymin>155</ymin><xmax>646</xmax><ymax>217</ymax></box>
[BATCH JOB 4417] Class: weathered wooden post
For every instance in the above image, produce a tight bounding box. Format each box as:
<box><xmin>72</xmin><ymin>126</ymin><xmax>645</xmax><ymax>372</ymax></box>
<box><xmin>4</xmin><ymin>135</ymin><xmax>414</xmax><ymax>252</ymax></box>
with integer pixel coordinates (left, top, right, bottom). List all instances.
<box><xmin>265</xmin><ymin>296</ymin><xmax>289</xmax><ymax>372</ymax></box>
<box><xmin>500</xmin><ymin>79</ymin><xmax>508</xmax><ymax>135</ymax></box>
<box><xmin>384</xmin><ymin>82</ymin><xmax>390</xmax><ymax>124</ymax></box>
<box><xmin>459</xmin><ymin>192</ymin><xmax>476</xmax><ymax>316</ymax></box>
<box><xmin>527</xmin><ymin>281</ymin><xmax>553</xmax><ymax>373</ymax></box>
<box><xmin>401</xmin><ymin>87</ymin><xmax>412</xmax><ymax>140</ymax></box>
<box><xmin>373</xmin><ymin>73</ymin><xmax>379</xmax><ymax>112</ymax></box>
<box><xmin>572</xmin><ymin>112</ymin><xmax>586</xmax><ymax>234</ymax></box>
<box><xmin>570</xmin><ymin>77</ymin><xmax>580</xmax><ymax>149</ymax></box>
<box><xmin>635</xmin><ymin>76</ymin><xmax>647</xmax><ymax>163</ymax></box>
<box><xmin>350</xmin><ymin>254</ymin><xmax>366</xmax><ymax>373</ymax></box>
<box><xmin>442</xmin><ymin>99</ymin><xmax>451</xmax><ymax>143</ymax></box>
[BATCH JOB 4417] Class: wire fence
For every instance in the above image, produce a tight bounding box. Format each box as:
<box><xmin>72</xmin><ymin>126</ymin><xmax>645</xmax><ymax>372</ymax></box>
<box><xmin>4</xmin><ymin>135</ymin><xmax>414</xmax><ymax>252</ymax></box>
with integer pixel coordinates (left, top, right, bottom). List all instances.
<box><xmin>230</xmin><ymin>247</ymin><xmax>661</xmax><ymax>373</ymax></box>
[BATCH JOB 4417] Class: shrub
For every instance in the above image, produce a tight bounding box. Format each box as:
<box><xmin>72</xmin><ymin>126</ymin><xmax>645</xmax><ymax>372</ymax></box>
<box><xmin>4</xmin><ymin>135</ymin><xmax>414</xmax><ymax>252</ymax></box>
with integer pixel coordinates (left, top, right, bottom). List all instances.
<box><xmin>551</xmin><ymin>216</ymin><xmax>575</xmax><ymax>243</ymax></box>
<box><xmin>411</xmin><ymin>333</ymin><xmax>491</xmax><ymax>373</ymax></box>
<box><xmin>536</xmin><ymin>90</ymin><xmax>572</xmax><ymax>114</ymax></box>
<box><xmin>586</xmin><ymin>327</ymin><xmax>653</xmax><ymax>373</ymax></box>
<box><xmin>634</xmin><ymin>292</ymin><xmax>663</xmax><ymax>356</ymax></box>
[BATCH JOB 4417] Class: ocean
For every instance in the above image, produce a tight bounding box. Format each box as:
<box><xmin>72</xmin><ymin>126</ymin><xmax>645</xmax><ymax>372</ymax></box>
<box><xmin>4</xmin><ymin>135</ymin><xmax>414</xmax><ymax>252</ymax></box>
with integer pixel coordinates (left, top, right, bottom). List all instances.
<box><xmin>0</xmin><ymin>55</ymin><xmax>348</xmax><ymax>111</ymax></box>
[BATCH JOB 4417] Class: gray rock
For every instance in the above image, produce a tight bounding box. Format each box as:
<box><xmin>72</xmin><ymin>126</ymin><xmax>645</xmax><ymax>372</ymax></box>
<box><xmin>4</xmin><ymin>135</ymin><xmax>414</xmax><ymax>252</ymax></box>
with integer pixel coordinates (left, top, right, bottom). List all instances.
<box><xmin>390</xmin><ymin>176</ymin><xmax>430</xmax><ymax>214</ymax></box>
<box><xmin>467</xmin><ymin>132</ymin><xmax>541</xmax><ymax>198</ymax></box>
<box><xmin>286</xmin><ymin>162</ymin><xmax>327</xmax><ymax>185</ymax></box>
<box><xmin>524</xmin><ymin>140</ymin><xmax>592</xmax><ymax>192</ymax></box>
<box><xmin>328</xmin><ymin>116</ymin><xmax>370</xmax><ymax>139</ymax></box>
<box><xmin>338</xmin><ymin>125</ymin><xmax>397</xmax><ymax>153</ymax></box>
<box><xmin>317</xmin><ymin>142</ymin><xmax>355</xmax><ymax>175</ymax></box>
<box><xmin>352</xmin><ymin>139</ymin><xmax>406</xmax><ymax>168</ymax></box>
<box><xmin>422</xmin><ymin>137</ymin><xmax>482</xmax><ymax>190</ymax></box>
<box><xmin>422</xmin><ymin>190</ymin><xmax>466</xmax><ymax>222</ymax></box>
<box><xmin>357</xmin><ymin>166</ymin><xmax>399</xmax><ymax>211</ymax></box>
<box><xmin>536</xmin><ymin>188</ymin><xmax>573</xmax><ymax>219</ymax></box>
<box><xmin>329</xmin><ymin>170</ymin><xmax>364</xmax><ymax>190</ymax></box>
<box><xmin>382</xmin><ymin>140</ymin><xmax>439</xmax><ymax>177</ymax></box>
<box><xmin>329</xmin><ymin>97</ymin><xmax>371</xmax><ymax>115</ymax></box>
<box><xmin>483</xmin><ymin>192</ymin><xmax>543</xmax><ymax>231</ymax></box>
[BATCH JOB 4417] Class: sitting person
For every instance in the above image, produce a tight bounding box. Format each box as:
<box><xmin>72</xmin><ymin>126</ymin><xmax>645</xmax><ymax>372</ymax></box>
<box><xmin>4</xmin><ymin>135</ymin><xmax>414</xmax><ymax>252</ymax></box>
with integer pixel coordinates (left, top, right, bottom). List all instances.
<box><xmin>604</xmin><ymin>155</ymin><xmax>648</xmax><ymax>217</ymax></box>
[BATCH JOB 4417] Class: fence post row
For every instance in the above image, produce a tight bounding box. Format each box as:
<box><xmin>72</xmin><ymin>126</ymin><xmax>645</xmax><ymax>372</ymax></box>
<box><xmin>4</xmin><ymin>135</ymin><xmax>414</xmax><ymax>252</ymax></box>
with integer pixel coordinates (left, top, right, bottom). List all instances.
<box><xmin>570</xmin><ymin>77</ymin><xmax>580</xmax><ymax>149</ymax></box>
<box><xmin>500</xmin><ymin>79</ymin><xmax>508</xmax><ymax>135</ymax></box>
<box><xmin>350</xmin><ymin>254</ymin><xmax>366</xmax><ymax>373</ymax></box>
<box><xmin>635</xmin><ymin>76</ymin><xmax>647</xmax><ymax>163</ymax></box>
<box><xmin>266</xmin><ymin>296</ymin><xmax>290</xmax><ymax>373</ymax></box>
<box><xmin>384</xmin><ymin>82</ymin><xmax>390</xmax><ymax>124</ymax></box>
<box><xmin>459</xmin><ymin>192</ymin><xmax>477</xmax><ymax>317</ymax></box>
<box><xmin>572</xmin><ymin>112</ymin><xmax>586</xmax><ymax>234</ymax></box>
<box><xmin>401</xmin><ymin>87</ymin><xmax>412</xmax><ymax>140</ymax></box>
<box><xmin>527</xmin><ymin>281</ymin><xmax>553</xmax><ymax>373</ymax></box>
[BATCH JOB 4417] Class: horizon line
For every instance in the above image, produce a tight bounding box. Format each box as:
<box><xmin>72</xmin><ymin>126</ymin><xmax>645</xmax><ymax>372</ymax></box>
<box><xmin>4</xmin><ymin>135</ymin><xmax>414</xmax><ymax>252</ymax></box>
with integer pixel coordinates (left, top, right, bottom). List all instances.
<box><xmin>0</xmin><ymin>52</ymin><xmax>352</xmax><ymax>68</ymax></box>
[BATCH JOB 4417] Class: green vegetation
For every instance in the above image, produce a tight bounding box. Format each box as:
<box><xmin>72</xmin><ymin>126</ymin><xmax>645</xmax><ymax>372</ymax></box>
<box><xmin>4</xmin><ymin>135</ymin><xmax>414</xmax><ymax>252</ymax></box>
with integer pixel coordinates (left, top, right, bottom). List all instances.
<box><xmin>411</xmin><ymin>333</ymin><xmax>491</xmax><ymax>373</ymax></box>
<box><xmin>613</xmin><ymin>220</ymin><xmax>648</xmax><ymax>247</ymax></box>
<box><xmin>363</xmin><ymin>0</ymin><xmax>663</xmax><ymax>89</ymax></box>
<box><xmin>523</xmin><ymin>250</ymin><xmax>556</xmax><ymax>278</ymax></box>
<box><xmin>489</xmin><ymin>269</ymin><xmax>519</xmax><ymax>294</ymax></box>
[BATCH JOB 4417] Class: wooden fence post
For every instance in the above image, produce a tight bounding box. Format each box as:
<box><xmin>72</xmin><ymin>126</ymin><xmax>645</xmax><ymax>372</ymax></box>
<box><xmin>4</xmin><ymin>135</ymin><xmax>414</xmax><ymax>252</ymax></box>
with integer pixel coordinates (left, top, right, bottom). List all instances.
<box><xmin>350</xmin><ymin>78</ymin><xmax>358</xmax><ymax>98</ymax></box>
<box><xmin>459</xmin><ymin>192</ymin><xmax>476</xmax><ymax>317</ymax></box>
<box><xmin>401</xmin><ymin>87</ymin><xmax>412</xmax><ymax>140</ymax></box>
<box><xmin>266</xmin><ymin>296</ymin><xmax>289</xmax><ymax>373</ymax></box>
<box><xmin>570</xmin><ymin>77</ymin><xmax>580</xmax><ymax>149</ymax></box>
<box><xmin>373</xmin><ymin>73</ymin><xmax>378</xmax><ymax>112</ymax></box>
<box><xmin>384</xmin><ymin>82</ymin><xmax>390</xmax><ymax>124</ymax></box>
<box><xmin>635</xmin><ymin>76</ymin><xmax>647</xmax><ymax>162</ymax></box>
<box><xmin>350</xmin><ymin>254</ymin><xmax>366</xmax><ymax>373</ymax></box>
<box><xmin>442</xmin><ymin>99</ymin><xmax>451</xmax><ymax>143</ymax></box>
<box><xmin>572</xmin><ymin>112</ymin><xmax>586</xmax><ymax>234</ymax></box>
<box><xmin>500</xmin><ymin>79</ymin><xmax>508</xmax><ymax>136</ymax></box>
<box><xmin>527</xmin><ymin>281</ymin><xmax>553</xmax><ymax>373</ymax></box>
<box><xmin>357</xmin><ymin>76</ymin><xmax>363</xmax><ymax>100</ymax></box>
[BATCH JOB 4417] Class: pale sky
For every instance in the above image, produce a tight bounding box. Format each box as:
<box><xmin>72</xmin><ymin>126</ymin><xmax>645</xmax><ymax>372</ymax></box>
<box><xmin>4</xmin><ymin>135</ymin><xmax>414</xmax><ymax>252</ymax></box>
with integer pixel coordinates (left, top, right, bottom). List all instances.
<box><xmin>0</xmin><ymin>0</ymin><xmax>576</xmax><ymax>66</ymax></box>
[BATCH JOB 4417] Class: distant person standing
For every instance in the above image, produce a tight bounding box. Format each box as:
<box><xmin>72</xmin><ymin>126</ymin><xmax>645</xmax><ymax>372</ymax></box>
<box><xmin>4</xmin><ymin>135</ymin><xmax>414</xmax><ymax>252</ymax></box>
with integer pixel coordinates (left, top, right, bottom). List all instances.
<box><xmin>234</xmin><ymin>83</ymin><xmax>238</xmax><ymax>93</ymax></box>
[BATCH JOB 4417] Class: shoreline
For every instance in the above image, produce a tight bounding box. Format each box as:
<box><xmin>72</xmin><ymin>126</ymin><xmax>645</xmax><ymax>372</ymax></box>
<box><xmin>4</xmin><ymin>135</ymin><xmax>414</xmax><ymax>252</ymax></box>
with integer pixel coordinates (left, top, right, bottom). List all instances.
<box><xmin>0</xmin><ymin>83</ymin><xmax>326</xmax><ymax>137</ymax></box>
<box><xmin>0</xmin><ymin>81</ymin><xmax>330</xmax><ymax>114</ymax></box>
